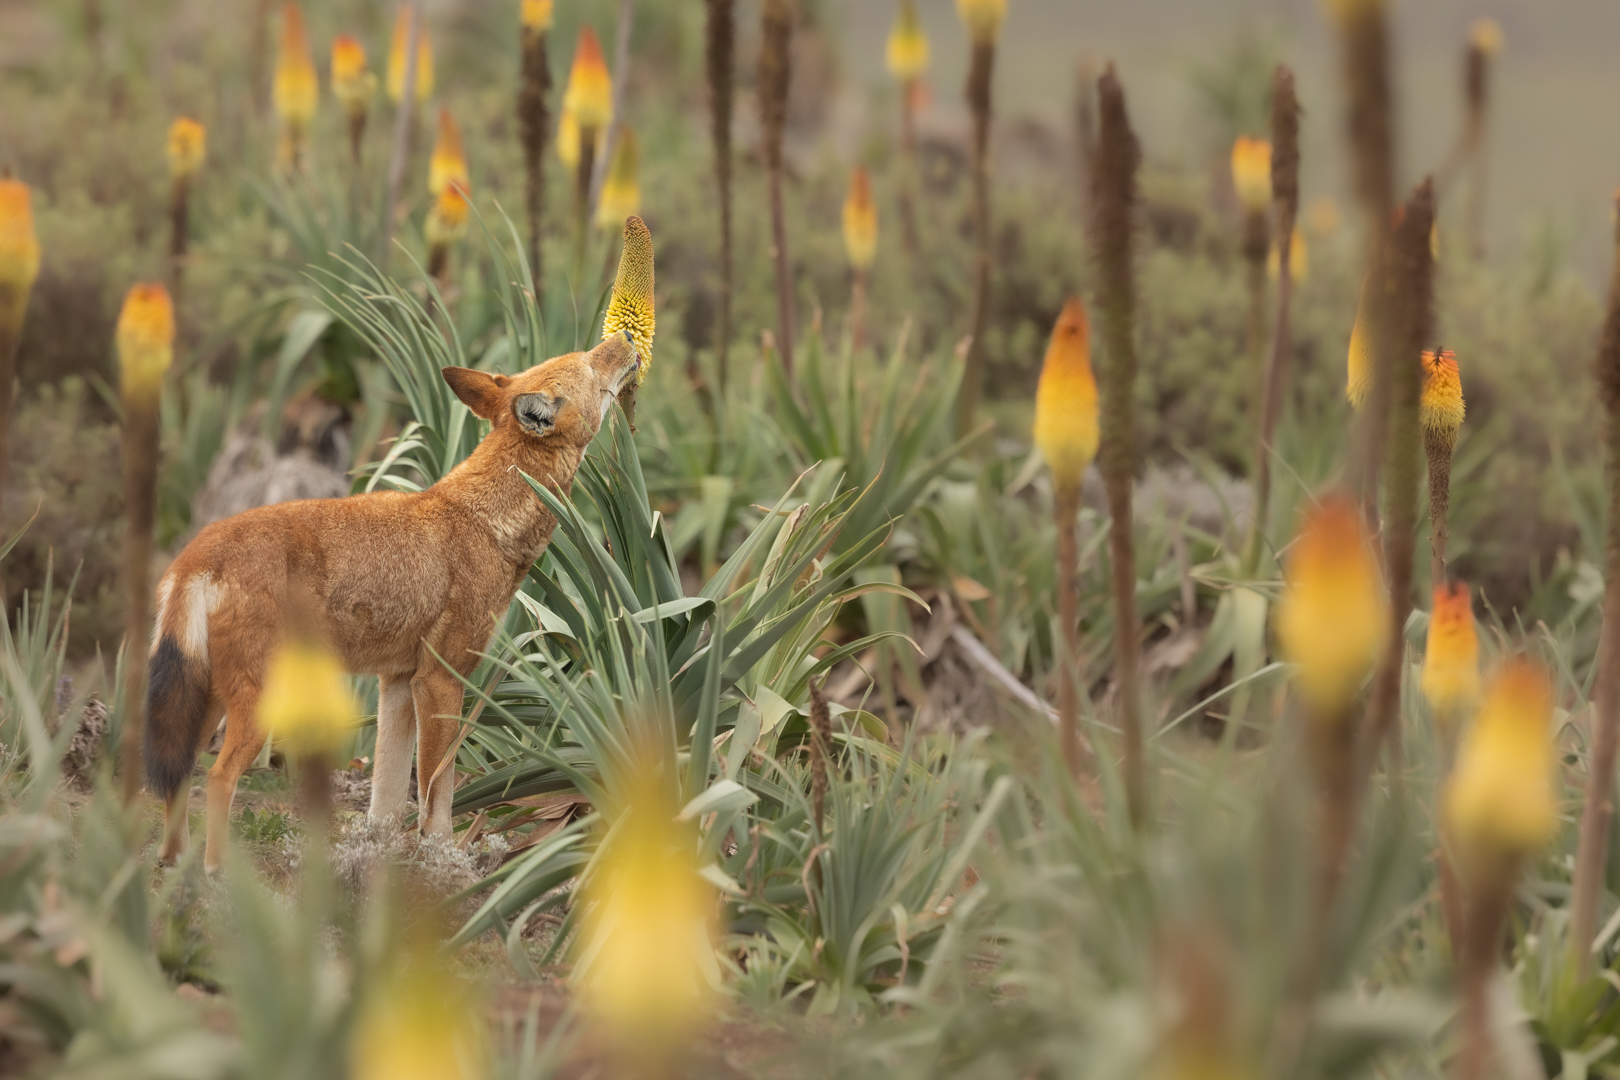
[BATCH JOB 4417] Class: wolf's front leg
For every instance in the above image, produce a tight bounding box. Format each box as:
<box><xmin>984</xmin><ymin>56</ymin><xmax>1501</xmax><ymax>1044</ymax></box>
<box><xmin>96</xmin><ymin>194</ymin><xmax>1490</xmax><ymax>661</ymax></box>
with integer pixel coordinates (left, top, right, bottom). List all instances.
<box><xmin>412</xmin><ymin>668</ymin><xmax>466</xmax><ymax>838</ymax></box>
<box><xmin>368</xmin><ymin>673</ymin><xmax>418</xmax><ymax>821</ymax></box>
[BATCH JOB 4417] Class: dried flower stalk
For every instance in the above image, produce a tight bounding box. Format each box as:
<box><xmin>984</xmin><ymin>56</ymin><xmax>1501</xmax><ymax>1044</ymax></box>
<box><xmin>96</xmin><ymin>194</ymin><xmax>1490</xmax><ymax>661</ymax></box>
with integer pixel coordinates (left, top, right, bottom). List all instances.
<box><xmin>759</xmin><ymin>0</ymin><xmax>795</xmax><ymax>378</ymax></box>
<box><xmin>518</xmin><ymin>4</ymin><xmax>552</xmax><ymax>295</ymax></box>
<box><xmin>705</xmin><ymin>0</ymin><xmax>735</xmax><ymax>392</ymax></box>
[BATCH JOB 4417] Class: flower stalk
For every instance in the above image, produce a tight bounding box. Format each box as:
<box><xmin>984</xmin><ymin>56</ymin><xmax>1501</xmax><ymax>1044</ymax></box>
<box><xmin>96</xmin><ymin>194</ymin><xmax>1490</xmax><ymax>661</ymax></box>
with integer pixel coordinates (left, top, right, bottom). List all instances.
<box><xmin>271</xmin><ymin>3</ymin><xmax>318</xmax><ymax>172</ymax></box>
<box><xmin>165</xmin><ymin>118</ymin><xmax>205</xmax><ymax>311</ymax></box>
<box><xmin>331</xmin><ymin>34</ymin><xmax>376</xmax><ymax>167</ymax></box>
<box><xmin>115</xmin><ymin>283</ymin><xmax>175</xmax><ymax>805</ymax></box>
<box><xmin>518</xmin><ymin>0</ymin><xmax>553</xmax><ymax>295</ymax></box>
<box><xmin>705</xmin><ymin>0</ymin><xmax>735</xmax><ymax>394</ymax></box>
<box><xmin>1421</xmin><ymin>348</ymin><xmax>1465</xmax><ymax>586</ymax></box>
<box><xmin>382</xmin><ymin>3</ymin><xmax>425</xmax><ymax>259</ymax></box>
<box><xmin>1232</xmin><ymin>134</ymin><xmax>1273</xmax><ymax>360</ymax></box>
<box><xmin>1090</xmin><ymin>65</ymin><xmax>1146</xmax><ymax>826</ymax></box>
<box><xmin>1423</xmin><ymin>580</ymin><xmax>1481</xmax><ymax>956</ymax></box>
<box><xmin>563</xmin><ymin>25</ymin><xmax>613</xmax><ymax>276</ymax></box>
<box><xmin>0</xmin><ymin>178</ymin><xmax>40</xmax><ymax>533</ymax></box>
<box><xmin>955</xmin><ymin>0</ymin><xmax>1004</xmax><ymax>437</ymax></box>
<box><xmin>842</xmin><ymin>167</ymin><xmax>877</xmax><ymax>353</ymax></box>
<box><xmin>886</xmin><ymin>0</ymin><xmax>928</xmax><ymax>257</ymax></box>
<box><xmin>758</xmin><ymin>0</ymin><xmax>795</xmax><ymax>379</ymax></box>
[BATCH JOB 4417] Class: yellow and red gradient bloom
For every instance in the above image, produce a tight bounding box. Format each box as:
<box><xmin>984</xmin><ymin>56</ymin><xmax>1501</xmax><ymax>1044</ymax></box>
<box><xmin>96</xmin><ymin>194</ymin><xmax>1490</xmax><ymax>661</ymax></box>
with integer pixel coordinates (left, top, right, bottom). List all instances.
<box><xmin>602</xmin><ymin>215</ymin><xmax>655</xmax><ymax>382</ymax></box>
<box><xmin>521</xmin><ymin>0</ymin><xmax>554</xmax><ymax>32</ymax></box>
<box><xmin>386</xmin><ymin>6</ymin><xmax>435</xmax><ymax>104</ymax></box>
<box><xmin>1420</xmin><ymin>348</ymin><xmax>1465</xmax><ymax>446</ymax></box>
<box><xmin>258</xmin><ymin>639</ymin><xmax>359</xmax><ymax>756</ymax></box>
<box><xmin>331</xmin><ymin>35</ymin><xmax>376</xmax><ymax>115</ymax></box>
<box><xmin>425</xmin><ymin>186</ymin><xmax>471</xmax><ymax>249</ymax></box>
<box><xmin>0</xmin><ymin>180</ymin><xmax>42</xmax><ymax>308</ymax></box>
<box><xmin>956</xmin><ymin>0</ymin><xmax>1007</xmax><ymax>43</ymax></box>
<box><xmin>563</xmin><ymin>26</ymin><xmax>613</xmax><ymax>132</ymax></box>
<box><xmin>886</xmin><ymin>0</ymin><xmax>930</xmax><ymax>81</ymax></box>
<box><xmin>166</xmin><ymin>118</ymin><xmax>207</xmax><ymax>181</ymax></box>
<box><xmin>428</xmin><ymin>108</ymin><xmax>469</xmax><ymax>199</ymax></box>
<box><xmin>272</xmin><ymin>3</ymin><xmax>318</xmax><ymax>128</ymax></box>
<box><xmin>595</xmin><ymin>129</ymin><xmax>641</xmax><ymax>230</ymax></box>
<box><xmin>1032</xmin><ymin>298</ymin><xmax>1099</xmax><ymax>491</ymax></box>
<box><xmin>1230</xmin><ymin>135</ymin><xmax>1272</xmax><ymax>212</ymax></box>
<box><xmin>1345</xmin><ymin>281</ymin><xmax>1371</xmax><ymax>408</ymax></box>
<box><xmin>576</xmin><ymin>764</ymin><xmax>716</xmax><ymax>1062</ymax></box>
<box><xmin>1422</xmin><ymin>582</ymin><xmax>1481</xmax><ymax>727</ymax></box>
<box><xmin>1275</xmin><ymin>494</ymin><xmax>1389</xmax><ymax>713</ymax></box>
<box><xmin>115</xmin><ymin>283</ymin><xmax>176</xmax><ymax>400</ymax></box>
<box><xmin>842</xmin><ymin>166</ymin><xmax>878</xmax><ymax>271</ymax></box>
<box><xmin>1445</xmin><ymin>659</ymin><xmax>1558</xmax><ymax>870</ymax></box>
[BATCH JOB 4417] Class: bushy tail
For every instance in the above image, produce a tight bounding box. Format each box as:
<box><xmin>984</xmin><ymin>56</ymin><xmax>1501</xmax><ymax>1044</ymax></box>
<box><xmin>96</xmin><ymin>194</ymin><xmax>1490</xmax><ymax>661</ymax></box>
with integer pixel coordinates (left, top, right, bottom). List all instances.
<box><xmin>145</xmin><ymin>635</ymin><xmax>211</xmax><ymax>799</ymax></box>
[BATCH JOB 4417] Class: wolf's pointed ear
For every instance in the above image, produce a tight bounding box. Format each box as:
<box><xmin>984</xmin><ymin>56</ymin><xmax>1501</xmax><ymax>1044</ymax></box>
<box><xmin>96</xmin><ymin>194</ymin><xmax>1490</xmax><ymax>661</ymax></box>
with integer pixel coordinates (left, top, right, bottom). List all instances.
<box><xmin>442</xmin><ymin>367</ymin><xmax>510</xmax><ymax>420</ymax></box>
<box><xmin>512</xmin><ymin>391</ymin><xmax>565</xmax><ymax>436</ymax></box>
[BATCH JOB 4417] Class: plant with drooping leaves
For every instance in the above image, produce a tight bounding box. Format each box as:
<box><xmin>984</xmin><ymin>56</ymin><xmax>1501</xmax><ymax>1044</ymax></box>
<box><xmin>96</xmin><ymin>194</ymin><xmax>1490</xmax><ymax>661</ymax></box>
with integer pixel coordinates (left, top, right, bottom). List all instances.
<box><xmin>0</xmin><ymin>177</ymin><xmax>41</xmax><ymax>532</ymax></box>
<box><xmin>272</xmin><ymin>3</ymin><xmax>318</xmax><ymax>170</ymax></box>
<box><xmin>1032</xmin><ymin>297</ymin><xmax>1098</xmax><ymax>779</ymax></box>
<box><xmin>842</xmin><ymin>165</ymin><xmax>877</xmax><ymax>352</ymax></box>
<box><xmin>331</xmin><ymin>34</ymin><xmax>376</xmax><ymax>164</ymax></box>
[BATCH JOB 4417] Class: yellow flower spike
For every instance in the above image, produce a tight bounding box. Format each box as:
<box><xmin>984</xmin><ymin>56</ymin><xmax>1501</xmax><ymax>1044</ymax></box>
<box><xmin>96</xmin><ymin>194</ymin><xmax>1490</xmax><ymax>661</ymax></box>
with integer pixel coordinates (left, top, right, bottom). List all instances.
<box><xmin>521</xmin><ymin>0</ymin><xmax>554</xmax><ymax>32</ymax></box>
<box><xmin>1266</xmin><ymin>227</ymin><xmax>1308</xmax><ymax>282</ymax></box>
<box><xmin>1422</xmin><ymin>581</ymin><xmax>1481</xmax><ymax>728</ymax></box>
<box><xmin>956</xmin><ymin>0</ymin><xmax>1007</xmax><ymax>43</ymax></box>
<box><xmin>1420</xmin><ymin>348</ymin><xmax>1465</xmax><ymax>444</ymax></box>
<box><xmin>331</xmin><ymin>34</ymin><xmax>376</xmax><ymax>115</ymax></box>
<box><xmin>1032</xmin><ymin>298</ymin><xmax>1099</xmax><ymax>491</ymax></box>
<box><xmin>555</xmin><ymin>103</ymin><xmax>581</xmax><ymax>168</ymax></box>
<box><xmin>386</xmin><ymin>6</ymin><xmax>435</xmax><ymax>104</ymax></box>
<box><xmin>602</xmin><ymin>215</ymin><xmax>655</xmax><ymax>382</ymax></box>
<box><xmin>1230</xmin><ymin>135</ymin><xmax>1272</xmax><ymax>212</ymax></box>
<box><xmin>271</xmin><ymin>3</ymin><xmax>318</xmax><ymax>128</ymax></box>
<box><xmin>257</xmin><ymin>639</ymin><xmax>358</xmax><ymax>756</ymax></box>
<box><xmin>563</xmin><ymin>26</ymin><xmax>614</xmax><ymax>132</ymax></box>
<box><xmin>1445</xmin><ymin>659</ymin><xmax>1557</xmax><ymax>868</ymax></box>
<box><xmin>425</xmin><ymin>186</ymin><xmax>471</xmax><ymax>248</ymax></box>
<box><xmin>1275</xmin><ymin>494</ymin><xmax>1389</xmax><ymax>714</ymax></box>
<box><xmin>353</xmin><ymin>952</ymin><xmax>486</xmax><ymax>1080</ymax></box>
<box><xmin>595</xmin><ymin>129</ymin><xmax>641</xmax><ymax>230</ymax></box>
<box><xmin>886</xmin><ymin>0</ymin><xmax>930</xmax><ymax>82</ymax></box>
<box><xmin>1345</xmin><ymin>280</ymin><xmax>1371</xmax><ymax>408</ymax></box>
<box><xmin>428</xmin><ymin>107</ymin><xmax>468</xmax><ymax>198</ymax></box>
<box><xmin>842</xmin><ymin>166</ymin><xmax>878</xmax><ymax>271</ymax></box>
<box><xmin>166</xmin><ymin>118</ymin><xmax>206</xmax><ymax>181</ymax></box>
<box><xmin>0</xmin><ymin>179</ymin><xmax>42</xmax><ymax>307</ymax></box>
<box><xmin>576</xmin><ymin>765</ymin><xmax>716</xmax><ymax>1060</ymax></box>
<box><xmin>115</xmin><ymin>283</ymin><xmax>175</xmax><ymax>401</ymax></box>
<box><xmin>1470</xmin><ymin>16</ymin><xmax>1504</xmax><ymax>56</ymax></box>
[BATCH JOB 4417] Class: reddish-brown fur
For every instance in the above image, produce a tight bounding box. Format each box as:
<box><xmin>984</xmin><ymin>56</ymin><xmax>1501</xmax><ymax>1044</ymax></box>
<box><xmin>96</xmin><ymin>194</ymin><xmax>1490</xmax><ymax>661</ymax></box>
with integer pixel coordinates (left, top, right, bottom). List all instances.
<box><xmin>147</xmin><ymin>334</ymin><xmax>641</xmax><ymax>870</ymax></box>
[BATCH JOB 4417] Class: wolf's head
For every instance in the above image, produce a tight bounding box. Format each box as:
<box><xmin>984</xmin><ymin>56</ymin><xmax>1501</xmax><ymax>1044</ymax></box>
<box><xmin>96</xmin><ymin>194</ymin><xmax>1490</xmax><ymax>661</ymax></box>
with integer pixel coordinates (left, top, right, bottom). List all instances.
<box><xmin>441</xmin><ymin>331</ymin><xmax>640</xmax><ymax>450</ymax></box>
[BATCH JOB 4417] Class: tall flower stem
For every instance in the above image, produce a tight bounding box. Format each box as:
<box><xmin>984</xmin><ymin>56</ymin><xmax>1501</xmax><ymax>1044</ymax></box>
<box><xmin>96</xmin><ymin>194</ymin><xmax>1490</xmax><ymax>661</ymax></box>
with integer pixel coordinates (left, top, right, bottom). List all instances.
<box><xmin>1091</xmin><ymin>66</ymin><xmax>1146</xmax><ymax>828</ymax></box>
<box><xmin>956</xmin><ymin>39</ymin><xmax>995</xmax><ymax>438</ymax></box>
<box><xmin>169</xmin><ymin>176</ymin><xmax>190</xmax><ymax>311</ymax></box>
<box><xmin>759</xmin><ymin>0</ymin><xmax>794</xmax><ymax>379</ymax></box>
<box><xmin>1055</xmin><ymin>482</ymin><xmax>1083</xmax><ymax>776</ymax></box>
<box><xmin>1244</xmin><ymin>66</ymin><xmax>1300</xmax><ymax>573</ymax></box>
<box><xmin>704</xmin><ymin>0</ymin><xmax>734</xmax><ymax>394</ymax></box>
<box><xmin>1570</xmin><ymin>194</ymin><xmax>1620</xmax><ymax>973</ymax></box>
<box><xmin>518</xmin><ymin>23</ymin><xmax>551</xmax><ymax>296</ymax></box>
<box><xmin>898</xmin><ymin>80</ymin><xmax>920</xmax><ymax>257</ymax></box>
<box><xmin>574</xmin><ymin>129</ymin><xmax>597</xmax><ymax>276</ymax></box>
<box><xmin>382</xmin><ymin>2</ymin><xmax>422</xmax><ymax>261</ymax></box>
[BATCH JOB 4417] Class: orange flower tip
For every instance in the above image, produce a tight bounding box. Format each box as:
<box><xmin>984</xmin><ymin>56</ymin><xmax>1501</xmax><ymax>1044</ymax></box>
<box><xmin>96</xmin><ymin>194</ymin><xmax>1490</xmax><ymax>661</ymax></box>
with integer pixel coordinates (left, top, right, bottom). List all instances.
<box><xmin>956</xmin><ymin>0</ymin><xmax>1007</xmax><ymax>42</ymax></box>
<box><xmin>1230</xmin><ymin>135</ymin><xmax>1272</xmax><ymax>212</ymax></box>
<box><xmin>885</xmin><ymin>0</ymin><xmax>929</xmax><ymax>81</ymax></box>
<box><xmin>166</xmin><ymin>117</ymin><xmax>207</xmax><ymax>180</ymax></box>
<box><xmin>1275</xmin><ymin>493</ymin><xmax>1389</xmax><ymax>713</ymax></box>
<box><xmin>116</xmin><ymin>283</ymin><xmax>176</xmax><ymax>393</ymax></box>
<box><xmin>841</xmin><ymin>166</ymin><xmax>878</xmax><ymax>271</ymax></box>
<box><xmin>272</xmin><ymin>3</ymin><xmax>319</xmax><ymax>127</ymax></box>
<box><xmin>0</xmin><ymin>178</ymin><xmax>43</xmax><ymax>298</ymax></box>
<box><xmin>428</xmin><ymin>108</ymin><xmax>469</xmax><ymax>197</ymax></box>
<box><xmin>521</xmin><ymin>0</ymin><xmax>554</xmax><ymax>33</ymax></box>
<box><xmin>331</xmin><ymin>35</ymin><xmax>376</xmax><ymax>111</ymax></box>
<box><xmin>1420</xmin><ymin>348</ymin><xmax>1465</xmax><ymax>440</ymax></box>
<box><xmin>563</xmin><ymin>25</ymin><xmax>613</xmax><ymax>131</ymax></box>
<box><xmin>1445</xmin><ymin>658</ymin><xmax>1557</xmax><ymax>866</ymax></box>
<box><xmin>1032</xmin><ymin>297</ymin><xmax>1099</xmax><ymax>490</ymax></box>
<box><xmin>1422</xmin><ymin>581</ymin><xmax>1481</xmax><ymax>724</ymax></box>
<box><xmin>386</xmin><ymin>7</ymin><xmax>436</xmax><ymax>103</ymax></box>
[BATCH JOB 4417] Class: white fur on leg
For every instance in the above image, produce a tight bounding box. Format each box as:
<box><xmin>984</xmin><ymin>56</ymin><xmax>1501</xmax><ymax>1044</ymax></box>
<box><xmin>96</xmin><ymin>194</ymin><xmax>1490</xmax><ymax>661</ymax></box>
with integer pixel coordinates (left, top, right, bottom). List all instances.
<box><xmin>368</xmin><ymin>674</ymin><xmax>418</xmax><ymax>821</ymax></box>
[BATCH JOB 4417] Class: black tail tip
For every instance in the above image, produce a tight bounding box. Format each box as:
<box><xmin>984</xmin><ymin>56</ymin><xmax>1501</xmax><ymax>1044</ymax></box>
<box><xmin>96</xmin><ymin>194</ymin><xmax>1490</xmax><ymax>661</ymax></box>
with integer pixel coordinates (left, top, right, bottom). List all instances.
<box><xmin>144</xmin><ymin>636</ymin><xmax>210</xmax><ymax>799</ymax></box>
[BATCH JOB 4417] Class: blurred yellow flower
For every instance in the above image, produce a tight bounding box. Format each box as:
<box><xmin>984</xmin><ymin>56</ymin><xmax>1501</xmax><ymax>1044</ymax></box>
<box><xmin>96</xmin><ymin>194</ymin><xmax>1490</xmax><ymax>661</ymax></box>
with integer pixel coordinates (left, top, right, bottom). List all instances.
<box><xmin>1266</xmin><ymin>227</ymin><xmax>1308</xmax><ymax>282</ymax></box>
<box><xmin>1032</xmin><ymin>298</ymin><xmax>1098</xmax><ymax>491</ymax></box>
<box><xmin>521</xmin><ymin>0</ymin><xmax>554</xmax><ymax>32</ymax></box>
<box><xmin>1470</xmin><ymin>16</ymin><xmax>1504</xmax><ymax>56</ymax></box>
<box><xmin>353</xmin><ymin>956</ymin><xmax>485</xmax><ymax>1080</ymax></box>
<box><xmin>1230</xmin><ymin>136</ymin><xmax>1272</xmax><ymax>212</ymax></box>
<box><xmin>1275</xmin><ymin>494</ymin><xmax>1389</xmax><ymax>713</ymax></box>
<box><xmin>331</xmin><ymin>34</ymin><xmax>376</xmax><ymax>115</ymax></box>
<box><xmin>563</xmin><ymin>25</ymin><xmax>613</xmax><ymax>132</ymax></box>
<box><xmin>1345</xmin><ymin>282</ymin><xmax>1370</xmax><ymax>408</ymax></box>
<box><xmin>428</xmin><ymin>107</ymin><xmax>468</xmax><ymax>198</ymax></box>
<box><xmin>1422</xmin><ymin>582</ymin><xmax>1481</xmax><ymax>727</ymax></box>
<box><xmin>425</xmin><ymin>186</ymin><xmax>470</xmax><ymax>248</ymax></box>
<box><xmin>257</xmin><ymin>639</ymin><xmax>358</xmax><ymax>755</ymax></box>
<box><xmin>556</xmin><ymin>103</ymin><xmax>581</xmax><ymax>168</ymax></box>
<box><xmin>0</xmin><ymin>179</ymin><xmax>42</xmax><ymax>303</ymax></box>
<box><xmin>602</xmin><ymin>215</ymin><xmax>656</xmax><ymax>382</ymax></box>
<box><xmin>842</xmin><ymin>166</ymin><xmax>877</xmax><ymax>271</ymax></box>
<box><xmin>166</xmin><ymin>118</ymin><xmax>206</xmax><ymax>181</ymax></box>
<box><xmin>577</xmin><ymin>767</ymin><xmax>715</xmax><ymax>1058</ymax></box>
<box><xmin>386</xmin><ymin>7</ymin><xmax>435</xmax><ymax>104</ymax></box>
<box><xmin>595</xmin><ymin>129</ymin><xmax>641</xmax><ymax>230</ymax></box>
<box><xmin>1445</xmin><ymin>659</ymin><xmax>1557</xmax><ymax>867</ymax></box>
<box><xmin>272</xmin><ymin>3</ymin><xmax>318</xmax><ymax>127</ymax></box>
<box><xmin>956</xmin><ymin>0</ymin><xmax>1007</xmax><ymax>42</ymax></box>
<box><xmin>1306</xmin><ymin>195</ymin><xmax>1341</xmax><ymax>238</ymax></box>
<box><xmin>886</xmin><ymin>0</ymin><xmax>930</xmax><ymax>81</ymax></box>
<box><xmin>1420</xmin><ymin>348</ymin><xmax>1465</xmax><ymax>443</ymax></box>
<box><xmin>115</xmin><ymin>283</ymin><xmax>175</xmax><ymax>399</ymax></box>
